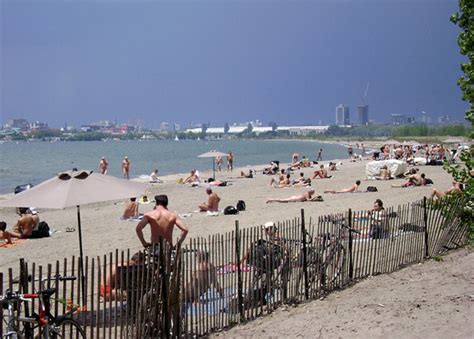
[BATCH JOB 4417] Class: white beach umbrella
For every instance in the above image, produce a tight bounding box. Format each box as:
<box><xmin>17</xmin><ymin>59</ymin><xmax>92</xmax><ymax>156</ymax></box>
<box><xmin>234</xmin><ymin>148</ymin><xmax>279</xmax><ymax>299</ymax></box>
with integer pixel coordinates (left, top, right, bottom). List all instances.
<box><xmin>198</xmin><ymin>150</ymin><xmax>228</xmax><ymax>179</ymax></box>
<box><xmin>0</xmin><ymin>170</ymin><xmax>150</xmax><ymax>304</ymax></box>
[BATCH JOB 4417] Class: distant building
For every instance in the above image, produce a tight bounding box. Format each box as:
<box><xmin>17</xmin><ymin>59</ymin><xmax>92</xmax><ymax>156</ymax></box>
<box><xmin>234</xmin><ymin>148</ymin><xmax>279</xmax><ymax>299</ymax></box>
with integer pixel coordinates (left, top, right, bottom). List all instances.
<box><xmin>420</xmin><ymin>111</ymin><xmax>430</xmax><ymax>124</ymax></box>
<box><xmin>173</xmin><ymin>123</ymin><xmax>180</xmax><ymax>132</ymax></box>
<box><xmin>30</xmin><ymin>121</ymin><xmax>49</xmax><ymax>131</ymax></box>
<box><xmin>336</xmin><ymin>104</ymin><xmax>350</xmax><ymax>125</ymax></box>
<box><xmin>391</xmin><ymin>114</ymin><xmax>407</xmax><ymax>125</ymax></box>
<box><xmin>357</xmin><ymin>105</ymin><xmax>369</xmax><ymax>125</ymax></box>
<box><xmin>6</xmin><ymin>118</ymin><xmax>30</xmax><ymax>131</ymax></box>
<box><xmin>437</xmin><ymin>114</ymin><xmax>450</xmax><ymax>124</ymax></box>
<box><xmin>160</xmin><ymin>122</ymin><xmax>170</xmax><ymax>132</ymax></box>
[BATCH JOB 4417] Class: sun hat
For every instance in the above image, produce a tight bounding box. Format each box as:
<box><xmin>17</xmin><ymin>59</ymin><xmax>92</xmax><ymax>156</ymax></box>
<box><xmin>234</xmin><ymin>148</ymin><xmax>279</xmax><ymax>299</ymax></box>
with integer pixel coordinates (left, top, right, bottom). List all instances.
<box><xmin>264</xmin><ymin>221</ymin><xmax>276</xmax><ymax>229</ymax></box>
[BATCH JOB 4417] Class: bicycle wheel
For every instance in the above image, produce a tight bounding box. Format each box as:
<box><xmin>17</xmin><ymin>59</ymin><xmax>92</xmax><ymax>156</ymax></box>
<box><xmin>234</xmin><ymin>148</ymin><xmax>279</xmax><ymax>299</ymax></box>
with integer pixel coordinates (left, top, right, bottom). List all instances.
<box><xmin>297</xmin><ymin>247</ymin><xmax>323</xmax><ymax>297</ymax></box>
<box><xmin>46</xmin><ymin>317</ymin><xmax>86</xmax><ymax>339</ymax></box>
<box><xmin>322</xmin><ymin>242</ymin><xmax>346</xmax><ymax>289</ymax></box>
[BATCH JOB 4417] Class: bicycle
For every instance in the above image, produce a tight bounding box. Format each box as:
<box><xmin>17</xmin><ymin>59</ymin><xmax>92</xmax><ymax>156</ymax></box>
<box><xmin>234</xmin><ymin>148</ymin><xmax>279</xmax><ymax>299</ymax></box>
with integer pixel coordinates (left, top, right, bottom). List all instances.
<box><xmin>296</xmin><ymin>220</ymin><xmax>360</xmax><ymax>297</ymax></box>
<box><xmin>1</xmin><ymin>275</ymin><xmax>86</xmax><ymax>339</ymax></box>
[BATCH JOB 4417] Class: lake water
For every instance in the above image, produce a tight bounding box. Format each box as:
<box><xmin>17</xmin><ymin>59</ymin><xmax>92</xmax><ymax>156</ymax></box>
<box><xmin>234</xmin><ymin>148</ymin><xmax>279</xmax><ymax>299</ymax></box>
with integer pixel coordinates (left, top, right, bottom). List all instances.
<box><xmin>0</xmin><ymin>139</ymin><xmax>349</xmax><ymax>193</ymax></box>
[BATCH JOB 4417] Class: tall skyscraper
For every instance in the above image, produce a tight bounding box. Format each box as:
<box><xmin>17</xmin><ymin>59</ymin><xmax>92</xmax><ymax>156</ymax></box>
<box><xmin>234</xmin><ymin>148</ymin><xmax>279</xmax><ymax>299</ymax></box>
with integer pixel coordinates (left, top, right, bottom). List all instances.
<box><xmin>357</xmin><ymin>105</ymin><xmax>369</xmax><ymax>125</ymax></box>
<box><xmin>336</xmin><ymin>104</ymin><xmax>350</xmax><ymax>125</ymax></box>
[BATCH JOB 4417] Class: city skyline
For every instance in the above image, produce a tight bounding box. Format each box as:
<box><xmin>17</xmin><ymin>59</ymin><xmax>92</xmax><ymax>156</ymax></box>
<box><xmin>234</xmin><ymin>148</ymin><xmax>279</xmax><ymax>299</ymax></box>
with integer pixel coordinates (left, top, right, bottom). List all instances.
<box><xmin>1</xmin><ymin>0</ymin><xmax>469</xmax><ymax>128</ymax></box>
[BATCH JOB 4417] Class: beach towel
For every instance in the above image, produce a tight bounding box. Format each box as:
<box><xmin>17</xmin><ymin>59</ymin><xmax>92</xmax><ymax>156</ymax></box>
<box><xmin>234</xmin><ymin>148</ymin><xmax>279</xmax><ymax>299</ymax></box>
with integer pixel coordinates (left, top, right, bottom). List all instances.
<box><xmin>185</xmin><ymin>287</ymin><xmax>233</xmax><ymax>316</ymax></box>
<box><xmin>0</xmin><ymin>239</ymin><xmax>28</xmax><ymax>248</ymax></box>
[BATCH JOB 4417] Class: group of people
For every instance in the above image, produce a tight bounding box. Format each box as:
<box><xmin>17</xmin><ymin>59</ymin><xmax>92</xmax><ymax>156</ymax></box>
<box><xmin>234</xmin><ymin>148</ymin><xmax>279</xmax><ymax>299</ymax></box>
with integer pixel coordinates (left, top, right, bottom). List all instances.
<box><xmin>215</xmin><ymin>151</ymin><xmax>234</xmax><ymax>172</ymax></box>
<box><xmin>98</xmin><ymin>156</ymin><xmax>131</xmax><ymax>179</ymax></box>
<box><xmin>0</xmin><ymin>208</ymin><xmax>43</xmax><ymax>243</ymax></box>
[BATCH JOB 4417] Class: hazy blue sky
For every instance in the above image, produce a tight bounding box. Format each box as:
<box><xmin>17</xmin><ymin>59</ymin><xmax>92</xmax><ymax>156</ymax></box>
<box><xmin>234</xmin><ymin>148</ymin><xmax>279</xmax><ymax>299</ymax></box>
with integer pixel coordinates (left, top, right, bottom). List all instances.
<box><xmin>1</xmin><ymin>0</ymin><xmax>468</xmax><ymax>128</ymax></box>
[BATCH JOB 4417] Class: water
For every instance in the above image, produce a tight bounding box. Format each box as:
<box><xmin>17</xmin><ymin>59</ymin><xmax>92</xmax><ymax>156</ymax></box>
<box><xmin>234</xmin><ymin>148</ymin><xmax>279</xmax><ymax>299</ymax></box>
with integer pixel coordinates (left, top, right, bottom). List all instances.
<box><xmin>0</xmin><ymin>139</ymin><xmax>348</xmax><ymax>193</ymax></box>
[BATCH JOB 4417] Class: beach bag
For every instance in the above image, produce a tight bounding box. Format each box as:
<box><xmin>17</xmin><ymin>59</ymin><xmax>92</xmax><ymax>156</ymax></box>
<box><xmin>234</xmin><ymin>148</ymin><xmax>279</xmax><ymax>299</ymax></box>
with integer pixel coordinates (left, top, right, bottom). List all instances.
<box><xmin>367</xmin><ymin>186</ymin><xmax>378</xmax><ymax>192</ymax></box>
<box><xmin>30</xmin><ymin>221</ymin><xmax>50</xmax><ymax>239</ymax></box>
<box><xmin>425</xmin><ymin>178</ymin><xmax>434</xmax><ymax>185</ymax></box>
<box><xmin>236</xmin><ymin>200</ymin><xmax>246</xmax><ymax>211</ymax></box>
<box><xmin>224</xmin><ymin>206</ymin><xmax>239</xmax><ymax>215</ymax></box>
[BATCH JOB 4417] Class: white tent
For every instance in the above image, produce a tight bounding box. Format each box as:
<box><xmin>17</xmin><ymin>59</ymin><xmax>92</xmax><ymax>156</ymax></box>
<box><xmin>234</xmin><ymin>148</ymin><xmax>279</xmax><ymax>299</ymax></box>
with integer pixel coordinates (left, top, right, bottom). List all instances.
<box><xmin>366</xmin><ymin>160</ymin><xmax>408</xmax><ymax>179</ymax></box>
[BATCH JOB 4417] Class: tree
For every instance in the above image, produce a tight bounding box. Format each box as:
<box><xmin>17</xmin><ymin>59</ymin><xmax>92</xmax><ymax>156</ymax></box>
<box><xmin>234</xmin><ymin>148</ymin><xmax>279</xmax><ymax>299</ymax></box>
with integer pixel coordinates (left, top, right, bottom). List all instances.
<box><xmin>448</xmin><ymin>0</ymin><xmax>474</xmax><ymax>243</ymax></box>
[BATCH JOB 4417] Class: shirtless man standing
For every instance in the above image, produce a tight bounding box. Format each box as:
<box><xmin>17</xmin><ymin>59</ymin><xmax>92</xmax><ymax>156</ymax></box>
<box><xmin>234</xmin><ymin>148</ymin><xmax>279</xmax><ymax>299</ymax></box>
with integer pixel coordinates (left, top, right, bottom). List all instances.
<box><xmin>199</xmin><ymin>188</ymin><xmax>221</xmax><ymax>212</ymax></box>
<box><xmin>98</xmin><ymin>157</ymin><xmax>109</xmax><ymax>175</ymax></box>
<box><xmin>227</xmin><ymin>151</ymin><xmax>234</xmax><ymax>171</ymax></box>
<box><xmin>122</xmin><ymin>156</ymin><xmax>131</xmax><ymax>179</ymax></box>
<box><xmin>266</xmin><ymin>189</ymin><xmax>315</xmax><ymax>203</ymax></box>
<box><xmin>136</xmin><ymin>195</ymin><xmax>188</xmax><ymax>247</ymax></box>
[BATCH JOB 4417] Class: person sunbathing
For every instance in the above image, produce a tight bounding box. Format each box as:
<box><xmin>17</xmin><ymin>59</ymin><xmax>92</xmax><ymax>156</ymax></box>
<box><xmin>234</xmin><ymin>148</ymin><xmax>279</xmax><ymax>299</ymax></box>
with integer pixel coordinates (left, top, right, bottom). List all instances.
<box><xmin>183</xmin><ymin>169</ymin><xmax>201</xmax><ymax>184</ymax></box>
<box><xmin>266</xmin><ymin>189</ymin><xmax>315</xmax><ymax>203</ymax></box>
<box><xmin>392</xmin><ymin>173</ymin><xmax>426</xmax><ymax>188</ymax></box>
<box><xmin>122</xmin><ymin>197</ymin><xmax>139</xmax><ymax>219</ymax></box>
<box><xmin>240</xmin><ymin>169</ymin><xmax>254</xmax><ymax>178</ymax></box>
<box><xmin>270</xmin><ymin>173</ymin><xmax>291</xmax><ymax>188</ymax></box>
<box><xmin>324</xmin><ymin>180</ymin><xmax>361</xmax><ymax>194</ymax></box>
<box><xmin>0</xmin><ymin>221</ymin><xmax>15</xmax><ymax>244</ymax></box>
<box><xmin>328</xmin><ymin>162</ymin><xmax>338</xmax><ymax>171</ymax></box>
<box><xmin>431</xmin><ymin>182</ymin><xmax>463</xmax><ymax>200</ymax></box>
<box><xmin>199</xmin><ymin>188</ymin><xmax>221</xmax><ymax>212</ymax></box>
<box><xmin>183</xmin><ymin>251</ymin><xmax>224</xmax><ymax>305</ymax></box>
<box><xmin>375</xmin><ymin>165</ymin><xmax>391</xmax><ymax>180</ymax></box>
<box><xmin>312</xmin><ymin>165</ymin><xmax>332</xmax><ymax>179</ymax></box>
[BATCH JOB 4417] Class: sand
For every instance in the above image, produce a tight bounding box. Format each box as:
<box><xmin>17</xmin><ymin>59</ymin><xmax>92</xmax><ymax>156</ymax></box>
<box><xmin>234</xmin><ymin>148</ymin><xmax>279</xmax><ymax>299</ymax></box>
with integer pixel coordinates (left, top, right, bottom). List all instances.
<box><xmin>0</xmin><ymin>151</ymin><xmax>470</xmax><ymax>337</ymax></box>
<box><xmin>0</xmin><ymin>156</ymin><xmax>457</xmax><ymax>272</ymax></box>
<box><xmin>211</xmin><ymin>248</ymin><xmax>474</xmax><ymax>339</ymax></box>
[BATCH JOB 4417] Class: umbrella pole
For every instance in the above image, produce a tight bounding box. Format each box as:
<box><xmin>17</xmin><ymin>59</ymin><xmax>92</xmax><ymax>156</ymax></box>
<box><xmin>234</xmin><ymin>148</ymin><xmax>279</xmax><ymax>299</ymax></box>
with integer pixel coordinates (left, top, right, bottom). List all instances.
<box><xmin>213</xmin><ymin>158</ymin><xmax>216</xmax><ymax>180</ymax></box>
<box><xmin>77</xmin><ymin>205</ymin><xmax>86</xmax><ymax>306</ymax></box>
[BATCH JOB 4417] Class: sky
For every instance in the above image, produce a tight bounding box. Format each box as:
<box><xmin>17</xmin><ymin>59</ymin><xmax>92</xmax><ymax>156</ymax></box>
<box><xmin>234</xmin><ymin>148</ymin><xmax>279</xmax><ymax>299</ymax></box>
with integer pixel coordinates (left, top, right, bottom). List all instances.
<box><xmin>0</xmin><ymin>0</ymin><xmax>468</xmax><ymax>128</ymax></box>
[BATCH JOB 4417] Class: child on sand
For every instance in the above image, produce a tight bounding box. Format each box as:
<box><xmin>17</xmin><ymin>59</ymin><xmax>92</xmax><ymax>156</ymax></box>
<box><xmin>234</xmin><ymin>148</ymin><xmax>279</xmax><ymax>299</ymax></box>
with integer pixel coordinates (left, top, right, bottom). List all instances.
<box><xmin>0</xmin><ymin>221</ymin><xmax>14</xmax><ymax>244</ymax></box>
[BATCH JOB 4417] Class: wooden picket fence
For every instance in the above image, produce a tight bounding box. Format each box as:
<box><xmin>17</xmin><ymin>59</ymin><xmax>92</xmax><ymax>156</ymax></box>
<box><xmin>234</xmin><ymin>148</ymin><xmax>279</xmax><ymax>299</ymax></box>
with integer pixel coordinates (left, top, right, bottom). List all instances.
<box><xmin>1</xmin><ymin>195</ymin><xmax>470</xmax><ymax>338</ymax></box>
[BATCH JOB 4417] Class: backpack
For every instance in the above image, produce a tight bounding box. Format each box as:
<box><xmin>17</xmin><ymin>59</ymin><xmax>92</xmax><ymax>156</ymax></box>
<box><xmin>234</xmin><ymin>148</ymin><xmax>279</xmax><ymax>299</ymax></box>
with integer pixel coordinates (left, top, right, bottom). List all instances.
<box><xmin>224</xmin><ymin>206</ymin><xmax>239</xmax><ymax>215</ymax></box>
<box><xmin>30</xmin><ymin>221</ymin><xmax>50</xmax><ymax>239</ymax></box>
<box><xmin>367</xmin><ymin>186</ymin><xmax>378</xmax><ymax>192</ymax></box>
<box><xmin>249</xmin><ymin>239</ymin><xmax>284</xmax><ymax>273</ymax></box>
<box><xmin>236</xmin><ymin>200</ymin><xmax>246</xmax><ymax>211</ymax></box>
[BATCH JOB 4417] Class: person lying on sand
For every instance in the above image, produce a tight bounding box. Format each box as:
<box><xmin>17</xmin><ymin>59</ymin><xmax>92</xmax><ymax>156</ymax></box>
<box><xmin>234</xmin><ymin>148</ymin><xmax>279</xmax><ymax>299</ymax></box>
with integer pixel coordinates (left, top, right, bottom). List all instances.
<box><xmin>266</xmin><ymin>189</ymin><xmax>315</xmax><ymax>203</ymax></box>
<box><xmin>184</xmin><ymin>251</ymin><xmax>224</xmax><ymax>305</ymax></box>
<box><xmin>431</xmin><ymin>182</ymin><xmax>463</xmax><ymax>200</ymax></box>
<box><xmin>100</xmin><ymin>251</ymin><xmax>145</xmax><ymax>301</ymax></box>
<box><xmin>240</xmin><ymin>169</ymin><xmax>254</xmax><ymax>178</ymax></box>
<box><xmin>324</xmin><ymin>180</ymin><xmax>361</xmax><ymax>194</ymax></box>
<box><xmin>199</xmin><ymin>188</ymin><xmax>221</xmax><ymax>212</ymax></box>
<box><xmin>0</xmin><ymin>221</ymin><xmax>15</xmax><ymax>244</ymax></box>
<box><xmin>270</xmin><ymin>173</ymin><xmax>291</xmax><ymax>188</ymax></box>
<box><xmin>392</xmin><ymin>173</ymin><xmax>426</xmax><ymax>188</ymax></box>
<box><xmin>312</xmin><ymin>164</ymin><xmax>332</xmax><ymax>179</ymax></box>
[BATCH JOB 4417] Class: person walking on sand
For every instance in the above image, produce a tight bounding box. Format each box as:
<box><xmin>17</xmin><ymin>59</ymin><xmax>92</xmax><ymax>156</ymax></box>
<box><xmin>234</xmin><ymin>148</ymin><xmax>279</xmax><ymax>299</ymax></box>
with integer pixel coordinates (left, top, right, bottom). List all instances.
<box><xmin>122</xmin><ymin>156</ymin><xmax>131</xmax><ymax>179</ymax></box>
<box><xmin>227</xmin><ymin>151</ymin><xmax>234</xmax><ymax>171</ymax></box>
<box><xmin>316</xmin><ymin>148</ymin><xmax>323</xmax><ymax>161</ymax></box>
<box><xmin>199</xmin><ymin>188</ymin><xmax>221</xmax><ymax>212</ymax></box>
<box><xmin>266</xmin><ymin>189</ymin><xmax>315</xmax><ymax>203</ymax></box>
<box><xmin>347</xmin><ymin>144</ymin><xmax>353</xmax><ymax>158</ymax></box>
<box><xmin>324</xmin><ymin>180</ymin><xmax>361</xmax><ymax>194</ymax></box>
<box><xmin>99</xmin><ymin>157</ymin><xmax>109</xmax><ymax>175</ymax></box>
<box><xmin>216</xmin><ymin>155</ymin><xmax>223</xmax><ymax>171</ymax></box>
<box><xmin>136</xmin><ymin>195</ymin><xmax>188</xmax><ymax>247</ymax></box>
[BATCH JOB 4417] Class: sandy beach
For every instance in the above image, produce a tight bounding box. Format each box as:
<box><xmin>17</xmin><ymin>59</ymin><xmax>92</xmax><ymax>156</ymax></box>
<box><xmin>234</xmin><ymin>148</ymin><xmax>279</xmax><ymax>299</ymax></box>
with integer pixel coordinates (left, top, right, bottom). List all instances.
<box><xmin>0</xmin><ymin>154</ymin><xmax>457</xmax><ymax>272</ymax></box>
<box><xmin>0</xmin><ymin>150</ymin><xmax>470</xmax><ymax>337</ymax></box>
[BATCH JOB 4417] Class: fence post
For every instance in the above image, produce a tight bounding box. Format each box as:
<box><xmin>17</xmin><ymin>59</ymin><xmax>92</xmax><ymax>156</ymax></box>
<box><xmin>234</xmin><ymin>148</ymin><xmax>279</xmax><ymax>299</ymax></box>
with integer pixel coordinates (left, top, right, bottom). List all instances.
<box><xmin>348</xmin><ymin>209</ymin><xmax>354</xmax><ymax>282</ymax></box>
<box><xmin>423</xmin><ymin>196</ymin><xmax>429</xmax><ymax>258</ymax></box>
<box><xmin>235</xmin><ymin>221</ymin><xmax>245</xmax><ymax>322</ymax></box>
<box><xmin>301</xmin><ymin>209</ymin><xmax>309</xmax><ymax>300</ymax></box>
<box><xmin>159</xmin><ymin>237</ymin><xmax>170</xmax><ymax>338</ymax></box>
<box><xmin>19</xmin><ymin>259</ymin><xmax>32</xmax><ymax>337</ymax></box>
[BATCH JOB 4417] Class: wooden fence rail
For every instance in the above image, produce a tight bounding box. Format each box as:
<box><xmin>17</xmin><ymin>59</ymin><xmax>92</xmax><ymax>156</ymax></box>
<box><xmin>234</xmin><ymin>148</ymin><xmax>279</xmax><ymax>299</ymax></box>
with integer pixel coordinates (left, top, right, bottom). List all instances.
<box><xmin>1</xmin><ymin>195</ymin><xmax>470</xmax><ymax>338</ymax></box>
